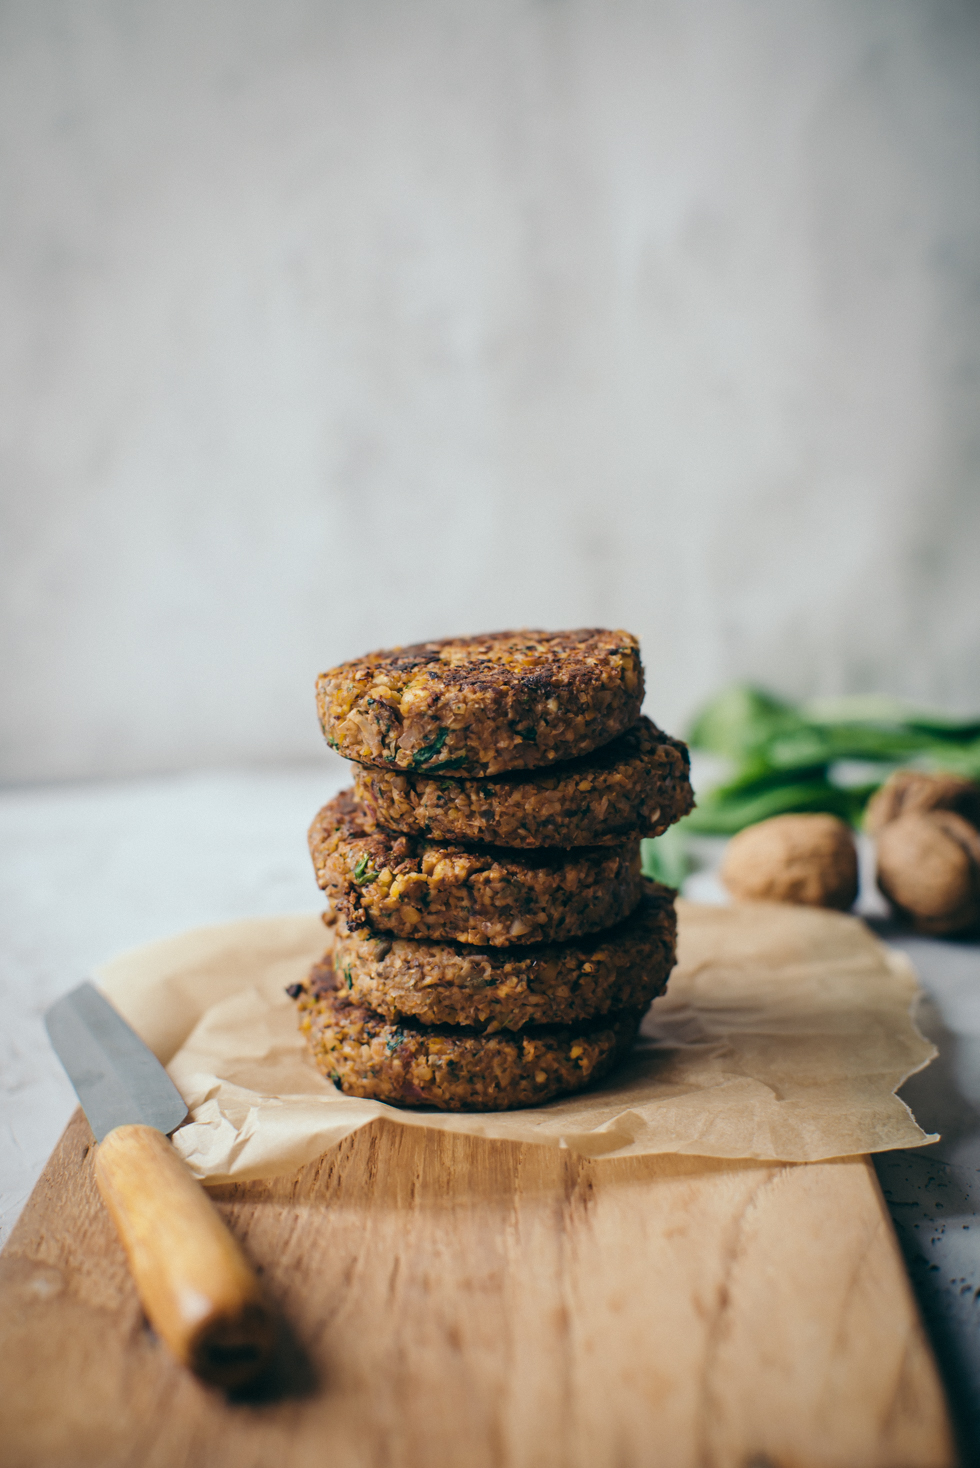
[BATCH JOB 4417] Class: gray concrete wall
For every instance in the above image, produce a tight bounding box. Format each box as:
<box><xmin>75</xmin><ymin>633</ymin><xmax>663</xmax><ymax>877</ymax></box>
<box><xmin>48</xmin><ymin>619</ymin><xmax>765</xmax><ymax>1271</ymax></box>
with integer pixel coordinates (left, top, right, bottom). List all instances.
<box><xmin>2</xmin><ymin>0</ymin><xmax>978</xmax><ymax>782</ymax></box>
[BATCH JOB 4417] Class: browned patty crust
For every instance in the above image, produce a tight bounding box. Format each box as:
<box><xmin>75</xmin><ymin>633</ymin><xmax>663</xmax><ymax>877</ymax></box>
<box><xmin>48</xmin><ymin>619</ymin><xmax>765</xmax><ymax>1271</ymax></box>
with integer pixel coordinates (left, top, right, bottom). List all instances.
<box><xmin>309</xmin><ymin>791</ymin><xmax>644</xmax><ymax>947</ymax></box>
<box><xmin>353</xmin><ymin>717</ymin><xmax>693</xmax><ymax>848</ymax></box>
<box><xmin>314</xmin><ymin>879</ymin><xmax>676</xmax><ymax>1031</ymax></box>
<box><xmin>316</xmin><ymin>628</ymin><xmax>643</xmax><ymax>776</ymax></box>
<box><xmin>296</xmin><ymin>986</ymin><xmax>643</xmax><ymax>1111</ymax></box>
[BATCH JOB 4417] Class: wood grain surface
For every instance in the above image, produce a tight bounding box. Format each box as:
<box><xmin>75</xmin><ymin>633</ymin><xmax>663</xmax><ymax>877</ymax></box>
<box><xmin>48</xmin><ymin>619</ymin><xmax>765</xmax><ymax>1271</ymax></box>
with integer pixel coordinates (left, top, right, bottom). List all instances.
<box><xmin>0</xmin><ymin>1110</ymin><xmax>957</xmax><ymax>1468</ymax></box>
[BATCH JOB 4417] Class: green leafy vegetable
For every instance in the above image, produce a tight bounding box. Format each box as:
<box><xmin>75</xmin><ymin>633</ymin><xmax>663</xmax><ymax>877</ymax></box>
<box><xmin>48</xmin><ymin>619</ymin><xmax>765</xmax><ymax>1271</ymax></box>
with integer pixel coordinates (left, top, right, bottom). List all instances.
<box><xmin>411</xmin><ymin>727</ymin><xmax>450</xmax><ymax>767</ymax></box>
<box><xmin>684</xmin><ymin>683</ymin><xmax>980</xmax><ymax>835</ymax></box>
<box><xmin>686</xmin><ymin>686</ymin><xmax>804</xmax><ymax>760</ymax></box>
<box><xmin>641</xmin><ymin>827</ymin><xmax>690</xmax><ymax>888</ymax></box>
<box><xmin>351</xmin><ymin>853</ymin><xmax>377</xmax><ymax>885</ymax></box>
<box><xmin>684</xmin><ymin>777</ymin><xmax>871</xmax><ymax>835</ymax></box>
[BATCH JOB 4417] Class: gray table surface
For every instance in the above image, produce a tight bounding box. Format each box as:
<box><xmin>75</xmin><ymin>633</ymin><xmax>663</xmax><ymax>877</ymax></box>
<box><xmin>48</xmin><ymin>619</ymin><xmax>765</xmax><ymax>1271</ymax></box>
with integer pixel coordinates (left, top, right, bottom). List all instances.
<box><xmin>2</xmin><ymin>768</ymin><xmax>979</xmax><ymax>1450</ymax></box>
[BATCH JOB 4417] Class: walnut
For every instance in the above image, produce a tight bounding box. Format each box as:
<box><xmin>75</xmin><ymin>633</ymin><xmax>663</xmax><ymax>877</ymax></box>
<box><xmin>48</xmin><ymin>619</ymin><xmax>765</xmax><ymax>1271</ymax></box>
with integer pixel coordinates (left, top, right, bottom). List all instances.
<box><xmin>864</xmin><ymin>769</ymin><xmax>980</xmax><ymax>837</ymax></box>
<box><xmin>720</xmin><ymin>813</ymin><xmax>858</xmax><ymax>910</ymax></box>
<box><xmin>876</xmin><ymin>811</ymin><xmax>980</xmax><ymax>936</ymax></box>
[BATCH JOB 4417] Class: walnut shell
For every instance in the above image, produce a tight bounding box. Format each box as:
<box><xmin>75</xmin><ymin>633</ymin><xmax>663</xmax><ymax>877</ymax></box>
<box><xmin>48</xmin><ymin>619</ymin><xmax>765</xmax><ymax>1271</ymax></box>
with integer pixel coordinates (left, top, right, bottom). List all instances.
<box><xmin>720</xmin><ymin>813</ymin><xmax>858</xmax><ymax>910</ymax></box>
<box><xmin>864</xmin><ymin>769</ymin><xmax>980</xmax><ymax>837</ymax></box>
<box><xmin>876</xmin><ymin>810</ymin><xmax>980</xmax><ymax>936</ymax></box>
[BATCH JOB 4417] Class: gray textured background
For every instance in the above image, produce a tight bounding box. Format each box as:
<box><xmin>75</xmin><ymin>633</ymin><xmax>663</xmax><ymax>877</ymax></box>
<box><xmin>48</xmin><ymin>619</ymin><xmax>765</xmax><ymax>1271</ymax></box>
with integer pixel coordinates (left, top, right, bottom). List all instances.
<box><xmin>3</xmin><ymin>0</ymin><xmax>979</xmax><ymax>783</ymax></box>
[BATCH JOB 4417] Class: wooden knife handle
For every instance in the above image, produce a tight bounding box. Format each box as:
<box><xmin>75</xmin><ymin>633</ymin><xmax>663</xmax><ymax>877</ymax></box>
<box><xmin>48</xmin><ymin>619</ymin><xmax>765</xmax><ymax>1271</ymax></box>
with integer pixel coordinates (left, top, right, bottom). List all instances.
<box><xmin>94</xmin><ymin>1124</ymin><xmax>275</xmax><ymax>1389</ymax></box>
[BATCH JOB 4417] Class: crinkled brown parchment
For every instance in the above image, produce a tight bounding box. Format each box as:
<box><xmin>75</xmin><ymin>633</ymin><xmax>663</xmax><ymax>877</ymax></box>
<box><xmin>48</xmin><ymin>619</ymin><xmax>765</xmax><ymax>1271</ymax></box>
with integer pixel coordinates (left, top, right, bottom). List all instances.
<box><xmin>94</xmin><ymin>899</ymin><xmax>937</xmax><ymax>1183</ymax></box>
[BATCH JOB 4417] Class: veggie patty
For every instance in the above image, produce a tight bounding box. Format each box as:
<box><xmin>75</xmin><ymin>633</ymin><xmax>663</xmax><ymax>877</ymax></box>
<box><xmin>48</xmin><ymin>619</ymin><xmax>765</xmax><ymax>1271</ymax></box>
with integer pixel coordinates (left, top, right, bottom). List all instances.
<box><xmin>353</xmin><ymin>716</ymin><xmax>693</xmax><ymax>848</ymax></box>
<box><xmin>309</xmin><ymin>790</ymin><xmax>644</xmax><ymax>947</ymax></box>
<box><xmin>314</xmin><ymin>878</ymin><xmax>675</xmax><ymax>1031</ymax></box>
<box><xmin>316</xmin><ymin>628</ymin><xmax>643</xmax><ymax>776</ymax></box>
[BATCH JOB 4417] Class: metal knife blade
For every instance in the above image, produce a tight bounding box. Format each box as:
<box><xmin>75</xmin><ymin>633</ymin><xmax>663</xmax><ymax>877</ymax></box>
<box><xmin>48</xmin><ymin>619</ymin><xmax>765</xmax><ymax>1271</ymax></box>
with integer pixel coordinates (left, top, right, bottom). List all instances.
<box><xmin>45</xmin><ymin>981</ymin><xmax>189</xmax><ymax>1143</ymax></box>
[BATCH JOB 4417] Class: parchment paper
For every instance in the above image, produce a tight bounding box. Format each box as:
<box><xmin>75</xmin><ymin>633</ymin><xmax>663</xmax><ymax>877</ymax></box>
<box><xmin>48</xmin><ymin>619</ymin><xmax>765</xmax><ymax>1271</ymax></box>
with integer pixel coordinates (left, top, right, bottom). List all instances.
<box><xmin>94</xmin><ymin>899</ymin><xmax>938</xmax><ymax>1183</ymax></box>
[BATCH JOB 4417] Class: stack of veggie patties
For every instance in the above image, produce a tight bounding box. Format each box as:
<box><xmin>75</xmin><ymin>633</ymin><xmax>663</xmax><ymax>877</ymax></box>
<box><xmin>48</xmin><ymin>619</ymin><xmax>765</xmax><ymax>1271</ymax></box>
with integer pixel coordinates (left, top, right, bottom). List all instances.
<box><xmin>291</xmin><ymin>629</ymin><xmax>694</xmax><ymax>1111</ymax></box>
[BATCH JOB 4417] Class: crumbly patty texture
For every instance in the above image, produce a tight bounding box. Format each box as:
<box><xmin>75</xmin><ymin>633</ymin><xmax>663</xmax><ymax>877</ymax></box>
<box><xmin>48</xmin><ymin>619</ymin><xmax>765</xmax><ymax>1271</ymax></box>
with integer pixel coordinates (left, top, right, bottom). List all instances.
<box><xmin>353</xmin><ymin>716</ymin><xmax>693</xmax><ymax>848</ymax></box>
<box><xmin>314</xmin><ymin>879</ymin><xmax>676</xmax><ymax>1031</ymax></box>
<box><xmin>309</xmin><ymin>791</ymin><xmax>643</xmax><ymax>946</ymax></box>
<box><xmin>296</xmin><ymin>986</ymin><xmax>642</xmax><ymax>1111</ymax></box>
<box><xmin>316</xmin><ymin>629</ymin><xmax>643</xmax><ymax>776</ymax></box>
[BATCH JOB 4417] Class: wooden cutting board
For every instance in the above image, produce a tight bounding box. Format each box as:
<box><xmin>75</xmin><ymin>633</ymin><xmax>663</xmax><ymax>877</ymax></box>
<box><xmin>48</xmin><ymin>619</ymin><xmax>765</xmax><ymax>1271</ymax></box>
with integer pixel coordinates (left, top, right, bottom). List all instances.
<box><xmin>0</xmin><ymin>1110</ymin><xmax>956</xmax><ymax>1468</ymax></box>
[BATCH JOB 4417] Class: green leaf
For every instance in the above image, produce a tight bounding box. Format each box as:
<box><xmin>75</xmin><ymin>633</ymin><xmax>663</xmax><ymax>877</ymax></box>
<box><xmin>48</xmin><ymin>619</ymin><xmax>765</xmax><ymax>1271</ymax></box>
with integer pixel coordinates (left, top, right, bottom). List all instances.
<box><xmin>686</xmin><ymin>686</ymin><xmax>805</xmax><ymax>759</ymax></box>
<box><xmin>711</xmin><ymin>761</ymin><xmax>830</xmax><ymax>799</ymax></box>
<box><xmin>411</xmin><ymin>727</ymin><xmax>450</xmax><ymax>767</ymax></box>
<box><xmin>684</xmin><ymin>779</ymin><xmax>868</xmax><ymax>835</ymax></box>
<box><xmin>686</xmin><ymin>682</ymin><xmax>980</xmax><ymax>834</ymax></box>
<box><xmin>922</xmin><ymin>738</ymin><xmax>980</xmax><ymax>781</ymax></box>
<box><xmin>802</xmin><ymin>694</ymin><xmax>980</xmax><ymax>739</ymax></box>
<box><xmin>641</xmin><ymin>826</ymin><xmax>690</xmax><ymax>889</ymax></box>
<box><xmin>351</xmin><ymin>853</ymin><xmax>377</xmax><ymax>884</ymax></box>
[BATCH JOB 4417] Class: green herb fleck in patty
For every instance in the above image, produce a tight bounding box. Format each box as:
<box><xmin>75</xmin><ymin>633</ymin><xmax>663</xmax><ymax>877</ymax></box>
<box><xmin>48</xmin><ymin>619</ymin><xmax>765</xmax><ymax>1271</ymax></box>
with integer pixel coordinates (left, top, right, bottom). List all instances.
<box><xmin>351</xmin><ymin>853</ymin><xmax>377</xmax><ymax>885</ymax></box>
<box><xmin>410</xmin><ymin>727</ymin><xmax>450</xmax><ymax>767</ymax></box>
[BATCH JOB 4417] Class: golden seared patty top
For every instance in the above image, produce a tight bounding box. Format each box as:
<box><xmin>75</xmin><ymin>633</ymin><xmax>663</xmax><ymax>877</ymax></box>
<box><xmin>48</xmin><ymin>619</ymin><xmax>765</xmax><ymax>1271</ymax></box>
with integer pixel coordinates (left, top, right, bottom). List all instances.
<box><xmin>354</xmin><ymin>716</ymin><xmax>694</xmax><ymax>848</ymax></box>
<box><xmin>296</xmin><ymin>985</ymin><xmax>643</xmax><ymax>1112</ymax></box>
<box><xmin>308</xmin><ymin>790</ymin><xmax>644</xmax><ymax>947</ymax></box>
<box><xmin>312</xmin><ymin>879</ymin><xmax>676</xmax><ymax>1032</ymax></box>
<box><xmin>316</xmin><ymin>628</ymin><xmax>643</xmax><ymax>776</ymax></box>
